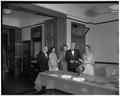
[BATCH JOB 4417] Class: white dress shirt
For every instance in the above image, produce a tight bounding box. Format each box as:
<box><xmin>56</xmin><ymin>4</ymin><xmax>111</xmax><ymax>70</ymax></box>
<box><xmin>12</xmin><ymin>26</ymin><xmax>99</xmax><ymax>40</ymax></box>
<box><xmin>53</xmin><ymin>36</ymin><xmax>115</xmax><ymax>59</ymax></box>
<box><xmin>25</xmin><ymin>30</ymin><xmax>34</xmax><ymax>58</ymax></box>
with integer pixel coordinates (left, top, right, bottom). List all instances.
<box><xmin>71</xmin><ymin>50</ymin><xmax>75</xmax><ymax>55</ymax></box>
<box><xmin>45</xmin><ymin>53</ymin><xmax>47</xmax><ymax>58</ymax></box>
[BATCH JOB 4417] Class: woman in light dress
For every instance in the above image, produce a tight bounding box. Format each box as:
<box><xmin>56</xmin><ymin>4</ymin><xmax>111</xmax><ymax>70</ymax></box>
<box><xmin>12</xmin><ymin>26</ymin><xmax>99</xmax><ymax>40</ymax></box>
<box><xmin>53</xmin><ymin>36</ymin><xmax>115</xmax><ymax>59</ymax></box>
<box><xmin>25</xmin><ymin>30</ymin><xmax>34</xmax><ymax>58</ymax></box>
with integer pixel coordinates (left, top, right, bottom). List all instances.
<box><xmin>48</xmin><ymin>47</ymin><xmax>59</xmax><ymax>71</ymax></box>
<box><xmin>59</xmin><ymin>45</ymin><xmax>68</xmax><ymax>71</ymax></box>
<box><xmin>83</xmin><ymin>45</ymin><xmax>95</xmax><ymax>76</ymax></box>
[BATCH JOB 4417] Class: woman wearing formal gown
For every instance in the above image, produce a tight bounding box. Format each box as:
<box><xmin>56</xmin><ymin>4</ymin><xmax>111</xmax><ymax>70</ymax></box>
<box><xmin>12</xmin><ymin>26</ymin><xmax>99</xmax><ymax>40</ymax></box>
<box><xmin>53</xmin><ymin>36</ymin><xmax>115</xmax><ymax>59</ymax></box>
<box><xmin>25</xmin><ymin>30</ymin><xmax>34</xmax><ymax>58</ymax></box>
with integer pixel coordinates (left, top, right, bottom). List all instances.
<box><xmin>83</xmin><ymin>45</ymin><xmax>95</xmax><ymax>76</ymax></box>
<box><xmin>59</xmin><ymin>44</ymin><xmax>68</xmax><ymax>71</ymax></box>
<box><xmin>48</xmin><ymin>47</ymin><xmax>59</xmax><ymax>71</ymax></box>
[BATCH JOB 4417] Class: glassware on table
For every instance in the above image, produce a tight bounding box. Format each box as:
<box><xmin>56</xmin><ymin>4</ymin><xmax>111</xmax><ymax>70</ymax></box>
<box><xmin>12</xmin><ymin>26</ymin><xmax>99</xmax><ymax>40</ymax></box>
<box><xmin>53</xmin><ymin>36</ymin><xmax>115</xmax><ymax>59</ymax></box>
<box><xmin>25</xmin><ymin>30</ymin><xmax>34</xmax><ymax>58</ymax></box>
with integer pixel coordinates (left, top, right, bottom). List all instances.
<box><xmin>76</xmin><ymin>65</ymin><xmax>85</xmax><ymax>77</ymax></box>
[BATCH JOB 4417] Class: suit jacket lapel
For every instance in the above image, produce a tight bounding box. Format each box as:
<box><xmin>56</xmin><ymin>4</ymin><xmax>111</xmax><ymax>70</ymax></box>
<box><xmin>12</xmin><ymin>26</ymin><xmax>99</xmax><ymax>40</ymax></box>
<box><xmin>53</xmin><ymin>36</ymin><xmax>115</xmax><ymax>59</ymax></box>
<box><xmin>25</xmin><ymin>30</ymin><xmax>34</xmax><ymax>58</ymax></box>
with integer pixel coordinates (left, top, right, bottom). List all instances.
<box><xmin>43</xmin><ymin>52</ymin><xmax>48</xmax><ymax>59</ymax></box>
<box><xmin>74</xmin><ymin>50</ymin><xmax>77</xmax><ymax>56</ymax></box>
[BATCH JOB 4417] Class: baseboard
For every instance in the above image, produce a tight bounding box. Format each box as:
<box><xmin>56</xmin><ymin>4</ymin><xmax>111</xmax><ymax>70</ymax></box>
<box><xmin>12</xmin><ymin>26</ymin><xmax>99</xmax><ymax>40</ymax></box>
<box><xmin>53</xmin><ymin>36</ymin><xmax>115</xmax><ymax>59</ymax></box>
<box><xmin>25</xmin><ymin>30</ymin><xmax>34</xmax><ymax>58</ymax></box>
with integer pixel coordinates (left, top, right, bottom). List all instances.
<box><xmin>95</xmin><ymin>61</ymin><xmax>119</xmax><ymax>65</ymax></box>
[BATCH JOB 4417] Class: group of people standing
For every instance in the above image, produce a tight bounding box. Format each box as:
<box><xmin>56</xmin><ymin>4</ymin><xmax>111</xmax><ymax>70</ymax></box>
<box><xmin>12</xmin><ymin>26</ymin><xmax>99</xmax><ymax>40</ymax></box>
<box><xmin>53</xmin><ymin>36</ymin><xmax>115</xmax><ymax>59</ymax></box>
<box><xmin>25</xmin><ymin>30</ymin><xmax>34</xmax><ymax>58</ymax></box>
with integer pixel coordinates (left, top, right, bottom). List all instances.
<box><xmin>37</xmin><ymin>42</ymin><xmax>95</xmax><ymax>76</ymax></box>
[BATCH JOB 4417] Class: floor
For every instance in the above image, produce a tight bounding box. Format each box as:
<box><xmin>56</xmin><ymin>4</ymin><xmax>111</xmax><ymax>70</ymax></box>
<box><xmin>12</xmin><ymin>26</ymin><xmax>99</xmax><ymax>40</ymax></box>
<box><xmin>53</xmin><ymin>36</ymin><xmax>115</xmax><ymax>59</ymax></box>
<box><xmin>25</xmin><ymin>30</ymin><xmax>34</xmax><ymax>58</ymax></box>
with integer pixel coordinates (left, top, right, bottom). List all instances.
<box><xmin>2</xmin><ymin>72</ymin><xmax>72</xmax><ymax>95</ymax></box>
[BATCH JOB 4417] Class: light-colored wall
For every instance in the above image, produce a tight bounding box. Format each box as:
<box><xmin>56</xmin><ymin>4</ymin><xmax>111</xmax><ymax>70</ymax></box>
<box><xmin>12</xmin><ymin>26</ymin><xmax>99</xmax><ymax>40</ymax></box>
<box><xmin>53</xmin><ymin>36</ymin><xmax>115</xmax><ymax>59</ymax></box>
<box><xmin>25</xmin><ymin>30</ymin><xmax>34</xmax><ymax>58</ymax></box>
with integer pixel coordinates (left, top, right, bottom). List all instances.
<box><xmin>66</xmin><ymin>19</ymin><xmax>71</xmax><ymax>49</ymax></box>
<box><xmin>86</xmin><ymin>21</ymin><xmax>119</xmax><ymax>63</ymax></box>
<box><xmin>22</xmin><ymin>27</ymin><xmax>31</xmax><ymax>40</ymax></box>
<box><xmin>86</xmin><ymin>13</ymin><xmax>118</xmax><ymax>63</ymax></box>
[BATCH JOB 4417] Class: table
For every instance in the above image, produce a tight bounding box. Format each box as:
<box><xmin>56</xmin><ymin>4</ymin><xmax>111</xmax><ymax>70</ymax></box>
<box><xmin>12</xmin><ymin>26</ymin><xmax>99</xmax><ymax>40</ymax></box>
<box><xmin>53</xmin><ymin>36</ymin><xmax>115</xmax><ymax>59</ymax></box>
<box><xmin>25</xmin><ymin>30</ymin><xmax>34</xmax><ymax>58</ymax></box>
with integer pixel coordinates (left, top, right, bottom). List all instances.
<box><xmin>34</xmin><ymin>71</ymin><xmax>119</xmax><ymax>95</ymax></box>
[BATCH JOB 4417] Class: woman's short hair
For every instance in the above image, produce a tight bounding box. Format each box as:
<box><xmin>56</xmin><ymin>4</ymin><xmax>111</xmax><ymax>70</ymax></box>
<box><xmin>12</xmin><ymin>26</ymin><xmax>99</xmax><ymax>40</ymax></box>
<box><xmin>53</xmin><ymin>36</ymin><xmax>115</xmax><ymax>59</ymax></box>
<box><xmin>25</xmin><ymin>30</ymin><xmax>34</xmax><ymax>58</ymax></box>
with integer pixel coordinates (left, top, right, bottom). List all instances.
<box><xmin>85</xmin><ymin>45</ymin><xmax>91</xmax><ymax>50</ymax></box>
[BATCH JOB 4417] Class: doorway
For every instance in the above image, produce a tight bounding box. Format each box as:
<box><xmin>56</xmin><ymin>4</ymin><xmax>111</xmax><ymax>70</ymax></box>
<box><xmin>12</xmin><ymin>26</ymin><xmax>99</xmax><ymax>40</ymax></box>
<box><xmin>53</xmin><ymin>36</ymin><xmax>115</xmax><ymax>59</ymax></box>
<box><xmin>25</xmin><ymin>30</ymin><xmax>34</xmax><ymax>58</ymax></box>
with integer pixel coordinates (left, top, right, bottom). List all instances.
<box><xmin>31</xmin><ymin>26</ymin><xmax>42</xmax><ymax>57</ymax></box>
<box><xmin>2</xmin><ymin>25</ymin><xmax>22</xmax><ymax>74</ymax></box>
<box><xmin>71</xmin><ymin>22</ymin><xmax>89</xmax><ymax>56</ymax></box>
<box><xmin>2</xmin><ymin>26</ymin><xmax>15</xmax><ymax>73</ymax></box>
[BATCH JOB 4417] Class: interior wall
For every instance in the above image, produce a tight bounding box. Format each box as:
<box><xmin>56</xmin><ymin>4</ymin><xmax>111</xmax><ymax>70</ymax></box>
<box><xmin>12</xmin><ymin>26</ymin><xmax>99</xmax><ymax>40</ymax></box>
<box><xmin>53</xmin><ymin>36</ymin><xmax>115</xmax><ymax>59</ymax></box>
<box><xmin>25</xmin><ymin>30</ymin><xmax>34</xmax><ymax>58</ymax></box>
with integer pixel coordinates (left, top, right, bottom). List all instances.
<box><xmin>66</xmin><ymin>19</ymin><xmax>71</xmax><ymax>49</ymax></box>
<box><xmin>86</xmin><ymin>21</ymin><xmax>119</xmax><ymax>63</ymax></box>
<box><xmin>22</xmin><ymin>27</ymin><xmax>31</xmax><ymax>41</ymax></box>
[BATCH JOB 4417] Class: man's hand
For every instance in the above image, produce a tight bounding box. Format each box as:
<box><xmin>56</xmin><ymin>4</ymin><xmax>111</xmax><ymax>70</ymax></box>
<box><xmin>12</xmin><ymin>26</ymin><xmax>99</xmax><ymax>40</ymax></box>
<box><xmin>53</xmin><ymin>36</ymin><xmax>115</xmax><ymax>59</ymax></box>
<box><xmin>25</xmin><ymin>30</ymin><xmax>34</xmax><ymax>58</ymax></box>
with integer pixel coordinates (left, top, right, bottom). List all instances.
<box><xmin>75</xmin><ymin>60</ymin><xmax>78</xmax><ymax>63</ymax></box>
<box><xmin>70</xmin><ymin>60</ymin><xmax>78</xmax><ymax>63</ymax></box>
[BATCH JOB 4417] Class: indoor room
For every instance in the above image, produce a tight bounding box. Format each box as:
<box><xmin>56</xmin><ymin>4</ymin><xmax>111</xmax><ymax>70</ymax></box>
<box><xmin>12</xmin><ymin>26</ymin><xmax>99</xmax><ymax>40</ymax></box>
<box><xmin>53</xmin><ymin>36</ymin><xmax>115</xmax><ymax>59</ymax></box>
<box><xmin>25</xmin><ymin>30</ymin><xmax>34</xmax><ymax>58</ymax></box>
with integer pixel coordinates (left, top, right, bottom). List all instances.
<box><xmin>1</xmin><ymin>1</ymin><xmax>119</xmax><ymax>95</ymax></box>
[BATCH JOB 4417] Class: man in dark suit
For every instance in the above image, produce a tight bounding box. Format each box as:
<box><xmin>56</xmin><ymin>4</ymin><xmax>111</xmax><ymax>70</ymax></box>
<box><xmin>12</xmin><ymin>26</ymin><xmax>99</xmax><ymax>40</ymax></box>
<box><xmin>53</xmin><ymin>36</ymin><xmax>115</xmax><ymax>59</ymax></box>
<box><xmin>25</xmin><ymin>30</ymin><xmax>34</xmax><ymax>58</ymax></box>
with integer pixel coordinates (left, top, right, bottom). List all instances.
<box><xmin>36</xmin><ymin>46</ymin><xmax>49</xmax><ymax>94</ymax></box>
<box><xmin>37</xmin><ymin>46</ymin><xmax>49</xmax><ymax>72</ymax></box>
<box><xmin>65</xmin><ymin>42</ymin><xmax>83</xmax><ymax>73</ymax></box>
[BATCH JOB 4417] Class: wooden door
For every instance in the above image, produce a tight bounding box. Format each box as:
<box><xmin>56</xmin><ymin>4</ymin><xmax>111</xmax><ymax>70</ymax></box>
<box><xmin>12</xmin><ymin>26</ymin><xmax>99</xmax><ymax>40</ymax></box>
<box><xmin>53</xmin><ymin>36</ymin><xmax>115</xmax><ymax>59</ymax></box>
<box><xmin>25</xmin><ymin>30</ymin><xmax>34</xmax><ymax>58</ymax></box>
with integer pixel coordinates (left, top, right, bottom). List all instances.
<box><xmin>31</xmin><ymin>26</ymin><xmax>42</xmax><ymax>57</ymax></box>
<box><xmin>2</xmin><ymin>29</ymin><xmax>9</xmax><ymax>72</ymax></box>
<box><xmin>22</xmin><ymin>41</ymin><xmax>31</xmax><ymax>75</ymax></box>
<box><xmin>71</xmin><ymin>22</ymin><xmax>87</xmax><ymax>56</ymax></box>
<box><xmin>45</xmin><ymin>19</ymin><xmax>57</xmax><ymax>52</ymax></box>
<box><xmin>14</xmin><ymin>28</ymin><xmax>22</xmax><ymax>74</ymax></box>
<box><xmin>72</xmin><ymin>35</ymin><xmax>85</xmax><ymax>56</ymax></box>
<box><xmin>2</xmin><ymin>25</ymin><xmax>22</xmax><ymax>74</ymax></box>
<box><xmin>7</xmin><ymin>29</ymin><xmax>15</xmax><ymax>73</ymax></box>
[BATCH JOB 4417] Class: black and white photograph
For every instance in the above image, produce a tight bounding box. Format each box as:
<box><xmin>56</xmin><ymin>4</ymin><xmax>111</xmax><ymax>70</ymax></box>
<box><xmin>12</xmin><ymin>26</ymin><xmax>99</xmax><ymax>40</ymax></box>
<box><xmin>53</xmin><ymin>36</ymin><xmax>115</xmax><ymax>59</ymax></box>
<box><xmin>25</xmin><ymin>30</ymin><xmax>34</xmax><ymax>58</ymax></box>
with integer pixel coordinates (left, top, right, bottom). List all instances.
<box><xmin>1</xmin><ymin>1</ymin><xmax>119</xmax><ymax>95</ymax></box>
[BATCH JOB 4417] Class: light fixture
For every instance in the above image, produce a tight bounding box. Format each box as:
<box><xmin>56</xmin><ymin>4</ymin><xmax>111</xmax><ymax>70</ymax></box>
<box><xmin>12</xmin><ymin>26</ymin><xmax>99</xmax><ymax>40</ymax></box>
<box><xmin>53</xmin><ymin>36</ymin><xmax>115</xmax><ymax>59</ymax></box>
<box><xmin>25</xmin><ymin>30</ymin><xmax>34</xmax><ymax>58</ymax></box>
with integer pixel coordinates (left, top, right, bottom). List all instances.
<box><xmin>109</xmin><ymin>4</ymin><xmax>119</xmax><ymax>12</ymax></box>
<box><xmin>3</xmin><ymin>8</ymin><xmax>12</xmax><ymax>15</ymax></box>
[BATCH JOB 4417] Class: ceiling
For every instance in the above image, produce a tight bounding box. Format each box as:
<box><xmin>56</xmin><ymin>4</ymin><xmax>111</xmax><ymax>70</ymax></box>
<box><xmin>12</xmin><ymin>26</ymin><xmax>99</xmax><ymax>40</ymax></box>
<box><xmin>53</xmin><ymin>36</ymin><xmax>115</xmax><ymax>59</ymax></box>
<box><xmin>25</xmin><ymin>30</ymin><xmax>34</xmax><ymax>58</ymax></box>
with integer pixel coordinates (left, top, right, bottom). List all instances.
<box><xmin>75</xmin><ymin>4</ymin><xmax>113</xmax><ymax>10</ymax></box>
<box><xmin>75</xmin><ymin>3</ymin><xmax>118</xmax><ymax>17</ymax></box>
<box><xmin>2</xmin><ymin>4</ymin><xmax>53</xmax><ymax>21</ymax></box>
<box><xmin>3</xmin><ymin>10</ymin><xmax>52</xmax><ymax>20</ymax></box>
<box><xmin>2</xmin><ymin>3</ymin><xmax>118</xmax><ymax>20</ymax></box>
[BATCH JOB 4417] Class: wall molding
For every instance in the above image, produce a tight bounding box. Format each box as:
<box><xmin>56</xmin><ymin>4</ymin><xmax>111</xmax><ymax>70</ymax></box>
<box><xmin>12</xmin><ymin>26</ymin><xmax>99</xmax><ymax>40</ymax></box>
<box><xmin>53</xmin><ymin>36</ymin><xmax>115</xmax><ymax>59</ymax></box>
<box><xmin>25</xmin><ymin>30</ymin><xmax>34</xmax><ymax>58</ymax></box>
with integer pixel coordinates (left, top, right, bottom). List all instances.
<box><xmin>2</xmin><ymin>25</ymin><xmax>20</xmax><ymax>30</ymax></box>
<box><xmin>20</xmin><ymin>23</ymin><xmax>44</xmax><ymax>29</ymax></box>
<box><xmin>95</xmin><ymin>61</ymin><xmax>119</xmax><ymax>65</ymax></box>
<box><xmin>67</xmin><ymin>17</ymin><xmax>119</xmax><ymax>25</ymax></box>
<box><xmin>94</xmin><ymin>19</ymin><xmax>119</xmax><ymax>25</ymax></box>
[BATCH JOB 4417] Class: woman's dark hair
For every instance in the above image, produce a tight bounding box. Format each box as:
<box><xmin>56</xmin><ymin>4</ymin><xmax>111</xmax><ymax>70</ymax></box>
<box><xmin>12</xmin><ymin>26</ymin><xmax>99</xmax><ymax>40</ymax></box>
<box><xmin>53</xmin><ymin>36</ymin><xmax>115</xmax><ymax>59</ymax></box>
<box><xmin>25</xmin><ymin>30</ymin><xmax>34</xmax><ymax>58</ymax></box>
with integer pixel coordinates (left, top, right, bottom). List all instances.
<box><xmin>48</xmin><ymin>47</ymin><xmax>55</xmax><ymax>54</ymax></box>
<box><xmin>85</xmin><ymin>45</ymin><xmax>91</xmax><ymax>50</ymax></box>
<box><xmin>63</xmin><ymin>44</ymin><xmax>68</xmax><ymax>48</ymax></box>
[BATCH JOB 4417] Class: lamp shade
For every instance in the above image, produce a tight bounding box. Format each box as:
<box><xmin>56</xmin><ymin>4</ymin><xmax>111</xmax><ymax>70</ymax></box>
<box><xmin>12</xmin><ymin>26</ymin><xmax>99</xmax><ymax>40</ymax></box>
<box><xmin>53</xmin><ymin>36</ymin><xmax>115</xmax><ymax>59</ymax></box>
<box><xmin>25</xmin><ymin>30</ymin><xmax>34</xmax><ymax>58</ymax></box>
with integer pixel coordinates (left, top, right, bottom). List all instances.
<box><xmin>3</xmin><ymin>8</ymin><xmax>12</xmax><ymax>14</ymax></box>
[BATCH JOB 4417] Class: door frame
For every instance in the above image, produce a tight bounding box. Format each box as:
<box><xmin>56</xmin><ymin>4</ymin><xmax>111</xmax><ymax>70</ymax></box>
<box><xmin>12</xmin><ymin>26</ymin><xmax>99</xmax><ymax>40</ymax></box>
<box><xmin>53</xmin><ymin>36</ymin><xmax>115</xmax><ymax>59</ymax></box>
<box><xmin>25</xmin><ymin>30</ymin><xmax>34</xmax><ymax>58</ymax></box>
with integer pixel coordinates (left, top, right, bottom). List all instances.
<box><xmin>71</xmin><ymin>21</ymin><xmax>89</xmax><ymax>54</ymax></box>
<box><xmin>2</xmin><ymin>25</ymin><xmax>21</xmax><ymax>73</ymax></box>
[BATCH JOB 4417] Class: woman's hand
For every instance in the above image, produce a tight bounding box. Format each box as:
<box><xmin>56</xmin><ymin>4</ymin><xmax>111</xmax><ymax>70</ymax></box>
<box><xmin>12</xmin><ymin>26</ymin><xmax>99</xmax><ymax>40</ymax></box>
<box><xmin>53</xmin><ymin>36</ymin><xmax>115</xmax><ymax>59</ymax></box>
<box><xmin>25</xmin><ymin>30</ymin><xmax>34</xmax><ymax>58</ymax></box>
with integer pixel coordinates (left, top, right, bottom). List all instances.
<box><xmin>57</xmin><ymin>59</ymin><xmax>60</xmax><ymax>63</ymax></box>
<box><xmin>78</xmin><ymin>58</ymin><xmax>84</xmax><ymax>63</ymax></box>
